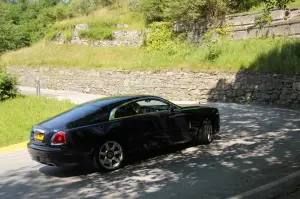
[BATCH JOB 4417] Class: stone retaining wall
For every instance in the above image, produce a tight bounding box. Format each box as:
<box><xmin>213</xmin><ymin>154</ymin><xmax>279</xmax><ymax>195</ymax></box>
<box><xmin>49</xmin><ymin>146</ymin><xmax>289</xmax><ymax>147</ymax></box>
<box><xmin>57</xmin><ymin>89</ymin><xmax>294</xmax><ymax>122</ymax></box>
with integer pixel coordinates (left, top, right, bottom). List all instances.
<box><xmin>56</xmin><ymin>23</ymin><xmax>144</xmax><ymax>47</ymax></box>
<box><xmin>176</xmin><ymin>7</ymin><xmax>300</xmax><ymax>42</ymax></box>
<box><xmin>8</xmin><ymin>66</ymin><xmax>300</xmax><ymax>108</ymax></box>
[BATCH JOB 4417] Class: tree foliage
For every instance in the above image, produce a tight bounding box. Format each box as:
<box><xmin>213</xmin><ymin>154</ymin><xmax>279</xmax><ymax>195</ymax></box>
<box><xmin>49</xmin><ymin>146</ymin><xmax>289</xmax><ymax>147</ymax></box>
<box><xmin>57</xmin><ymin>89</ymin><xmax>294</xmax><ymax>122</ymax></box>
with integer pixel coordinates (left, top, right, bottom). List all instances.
<box><xmin>0</xmin><ymin>0</ymin><xmax>74</xmax><ymax>53</ymax></box>
<box><xmin>139</xmin><ymin>0</ymin><xmax>294</xmax><ymax>24</ymax></box>
<box><xmin>0</xmin><ymin>0</ymin><xmax>106</xmax><ymax>53</ymax></box>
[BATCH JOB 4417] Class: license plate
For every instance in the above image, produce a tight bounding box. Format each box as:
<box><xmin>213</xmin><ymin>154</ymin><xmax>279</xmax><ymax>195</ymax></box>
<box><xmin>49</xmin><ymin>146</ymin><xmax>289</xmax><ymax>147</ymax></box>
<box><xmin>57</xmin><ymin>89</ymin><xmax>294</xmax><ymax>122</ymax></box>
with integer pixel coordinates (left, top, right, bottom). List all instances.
<box><xmin>34</xmin><ymin>133</ymin><xmax>44</xmax><ymax>141</ymax></box>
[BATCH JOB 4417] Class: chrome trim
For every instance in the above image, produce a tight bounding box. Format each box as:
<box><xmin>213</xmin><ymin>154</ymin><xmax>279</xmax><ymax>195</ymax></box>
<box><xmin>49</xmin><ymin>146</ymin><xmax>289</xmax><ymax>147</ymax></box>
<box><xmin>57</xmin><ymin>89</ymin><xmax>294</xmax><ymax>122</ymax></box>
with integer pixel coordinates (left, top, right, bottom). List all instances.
<box><xmin>50</xmin><ymin>132</ymin><xmax>66</xmax><ymax>146</ymax></box>
<box><xmin>32</xmin><ymin>128</ymin><xmax>46</xmax><ymax>134</ymax></box>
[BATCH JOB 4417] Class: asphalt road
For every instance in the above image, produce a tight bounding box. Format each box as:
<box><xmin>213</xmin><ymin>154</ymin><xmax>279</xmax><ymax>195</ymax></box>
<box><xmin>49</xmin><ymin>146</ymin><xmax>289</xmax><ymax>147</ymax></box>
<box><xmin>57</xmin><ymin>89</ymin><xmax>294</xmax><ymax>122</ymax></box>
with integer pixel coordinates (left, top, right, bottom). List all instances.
<box><xmin>1</xmin><ymin>102</ymin><xmax>300</xmax><ymax>199</ymax></box>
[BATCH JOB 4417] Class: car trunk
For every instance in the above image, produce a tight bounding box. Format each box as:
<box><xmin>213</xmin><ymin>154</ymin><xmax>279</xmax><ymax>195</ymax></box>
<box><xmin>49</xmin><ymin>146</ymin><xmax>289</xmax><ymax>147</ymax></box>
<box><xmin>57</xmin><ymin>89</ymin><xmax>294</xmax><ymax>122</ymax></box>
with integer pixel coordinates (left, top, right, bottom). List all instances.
<box><xmin>30</xmin><ymin>126</ymin><xmax>57</xmax><ymax>146</ymax></box>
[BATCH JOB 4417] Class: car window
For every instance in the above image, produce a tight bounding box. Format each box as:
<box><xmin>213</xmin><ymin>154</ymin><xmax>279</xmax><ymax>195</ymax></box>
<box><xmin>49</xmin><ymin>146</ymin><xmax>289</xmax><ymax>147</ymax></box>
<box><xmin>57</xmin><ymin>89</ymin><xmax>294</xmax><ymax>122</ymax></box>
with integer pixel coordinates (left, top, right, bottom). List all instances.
<box><xmin>113</xmin><ymin>99</ymin><xmax>170</xmax><ymax>119</ymax></box>
<box><xmin>40</xmin><ymin>105</ymin><xmax>108</xmax><ymax>129</ymax></box>
<box><xmin>114</xmin><ymin>103</ymin><xmax>138</xmax><ymax>119</ymax></box>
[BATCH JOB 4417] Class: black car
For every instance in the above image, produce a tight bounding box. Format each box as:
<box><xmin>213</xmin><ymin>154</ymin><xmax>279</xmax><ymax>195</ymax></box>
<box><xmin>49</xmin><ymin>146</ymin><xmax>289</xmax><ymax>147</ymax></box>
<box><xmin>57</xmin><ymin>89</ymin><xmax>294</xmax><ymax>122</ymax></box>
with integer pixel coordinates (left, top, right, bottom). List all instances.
<box><xmin>28</xmin><ymin>95</ymin><xmax>220</xmax><ymax>171</ymax></box>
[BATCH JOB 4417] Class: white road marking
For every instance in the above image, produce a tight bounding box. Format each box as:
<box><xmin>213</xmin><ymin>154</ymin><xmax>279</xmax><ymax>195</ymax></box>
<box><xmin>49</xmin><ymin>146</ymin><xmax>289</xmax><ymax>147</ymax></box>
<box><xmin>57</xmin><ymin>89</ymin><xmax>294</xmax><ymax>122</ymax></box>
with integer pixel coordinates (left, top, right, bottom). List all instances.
<box><xmin>227</xmin><ymin>169</ymin><xmax>300</xmax><ymax>199</ymax></box>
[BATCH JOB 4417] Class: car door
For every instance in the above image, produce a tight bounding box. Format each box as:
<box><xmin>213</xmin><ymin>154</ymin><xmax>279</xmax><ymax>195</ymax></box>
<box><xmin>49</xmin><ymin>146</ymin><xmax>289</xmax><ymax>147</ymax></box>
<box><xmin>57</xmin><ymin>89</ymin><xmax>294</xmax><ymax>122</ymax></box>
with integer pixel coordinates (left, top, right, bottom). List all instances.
<box><xmin>109</xmin><ymin>100</ymin><xmax>168</xmax><ymax>152</ymax></box>
<box><xmin>132</xmin><ymin>99</ymin><xmax>172</xmax><ymax>149</ymax></box>
<box><xmin>166</xmin><ymin>107</ymin><xmax>192</xmax><ymax>144</ymax></box>
<box><xmin>135</xmin><ymin>98</ymin><xmax>192</xmax><ymax>146</ymax></box>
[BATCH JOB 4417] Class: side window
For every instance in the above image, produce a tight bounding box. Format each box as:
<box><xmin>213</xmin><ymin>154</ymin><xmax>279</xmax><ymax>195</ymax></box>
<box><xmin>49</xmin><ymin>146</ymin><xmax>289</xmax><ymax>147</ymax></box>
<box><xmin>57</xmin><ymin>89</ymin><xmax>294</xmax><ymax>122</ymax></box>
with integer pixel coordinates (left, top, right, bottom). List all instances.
<box><xmin>136</xmin><ymin>99</ymin><xmax>170</xmax><ymax>114</ymax></box>
<box><xmin>114</xmin><ymin>103</ymin><xmax>138</xmax><ymax>119</ymax></box>
<box><xmin>113</xmin><ymin>99</ymin><xmax>170</xmax><ymax>119</ymax></box>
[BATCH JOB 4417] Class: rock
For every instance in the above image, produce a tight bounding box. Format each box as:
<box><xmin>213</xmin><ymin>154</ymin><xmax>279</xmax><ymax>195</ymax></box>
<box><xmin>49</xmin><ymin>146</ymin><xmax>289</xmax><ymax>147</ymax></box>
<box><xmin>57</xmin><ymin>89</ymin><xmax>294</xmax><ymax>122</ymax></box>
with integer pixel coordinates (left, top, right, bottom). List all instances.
<box><xmin>270</xmin><ymin>93</ymin><xmax>280</xmax><ymax>100</ymax></box>
<box><xmin>245</xmin><ymin>92</ymin><xmax>252</xmax><ymax>100</ymax></box>
<box><xmin>280</xmin><ymin>93</ymin><xmax>288</xmax><ymax>100</ymax></box>
<box><xmin>290</xmin><ymin>93</ymin><xmax>298</xmax><ymax>100</ymax></box>
<box><xmin>226</xmin><ymin>90</ymin><xmax>235</xmax><ymax>97</ymax></box>
<box><xmin>262</xmin><ymin>93</ymin><xmax>270</xmax><ymax>100</ymax></box>
<box><xmin>117</xmin><ymin>24</ymin><xmax>129</xmax><ymax>28</ymax></box>
<box><xmin>84</xmin><ymin>88</ymin><xmax>91</xmax><ymax>93</ymax></box>
<box><xmin>293</xmin><ymin>82</ymin><xmax>300</xmax><ymax>90</ymax></box>
<box><xmin>232</xmin><ymin>82</ymin><xmax>241</xmax><ymax>89</ymax></box>
<box><xmin>75</xmin><ymin>24</ymin><xmax>89</xmax><ymax>31</ymax></box>
<box><xmin>236</xmin><ymin>89</ymin><xmax>245</xmax><ymax>96</ymax></box>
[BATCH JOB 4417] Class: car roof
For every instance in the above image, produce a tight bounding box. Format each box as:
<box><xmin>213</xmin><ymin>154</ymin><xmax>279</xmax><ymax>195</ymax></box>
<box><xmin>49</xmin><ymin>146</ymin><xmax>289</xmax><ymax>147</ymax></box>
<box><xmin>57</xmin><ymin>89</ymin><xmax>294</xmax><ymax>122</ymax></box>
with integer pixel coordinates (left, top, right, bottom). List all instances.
<box><xmin>78</xmin><ymin>95</ymin><xmax>160</xmax><ymax>109</ymax></box>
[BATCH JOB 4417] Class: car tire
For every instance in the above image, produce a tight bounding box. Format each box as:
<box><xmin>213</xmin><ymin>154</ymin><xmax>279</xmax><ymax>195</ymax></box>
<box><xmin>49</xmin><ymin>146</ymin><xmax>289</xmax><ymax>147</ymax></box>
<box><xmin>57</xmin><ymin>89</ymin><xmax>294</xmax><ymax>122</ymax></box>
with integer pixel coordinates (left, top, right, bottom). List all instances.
<box><xmin>196</xmin><ymin>119</ymin><xmax>213</xmax><ymax>145</ymax></box>
<box><xmin>93</xmin><ymin>140</ymin><xmax>124</xmax><ymax>171</ymax></box>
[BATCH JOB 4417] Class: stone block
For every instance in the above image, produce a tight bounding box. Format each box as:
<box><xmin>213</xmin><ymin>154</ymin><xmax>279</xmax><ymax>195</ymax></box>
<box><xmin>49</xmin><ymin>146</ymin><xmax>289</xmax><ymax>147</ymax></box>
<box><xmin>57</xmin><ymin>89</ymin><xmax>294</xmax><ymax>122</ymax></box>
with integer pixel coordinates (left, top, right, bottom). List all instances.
<box><xmin>290</xmin><ymin>92</ymin><xmax>298</xmax><ymax>100</ymax></box>
<box><xmin>75</xmin><ymin>24</ymin><xmax>89</xmax><ymax>31</ymax></box>
<box><xmin>293</xmin><ymin>82</ymin><xmax>300</xmax><ymax>90</ymax></box>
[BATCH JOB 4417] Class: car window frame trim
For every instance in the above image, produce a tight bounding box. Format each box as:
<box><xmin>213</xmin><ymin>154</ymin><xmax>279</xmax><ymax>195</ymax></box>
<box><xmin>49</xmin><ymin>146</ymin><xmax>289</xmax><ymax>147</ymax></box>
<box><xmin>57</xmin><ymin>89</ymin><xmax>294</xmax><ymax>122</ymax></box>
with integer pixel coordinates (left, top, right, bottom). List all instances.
<box><xmin>109</xmin><ymin>97</ymin><xmax>178</xmax><ymax>121</ymax></box>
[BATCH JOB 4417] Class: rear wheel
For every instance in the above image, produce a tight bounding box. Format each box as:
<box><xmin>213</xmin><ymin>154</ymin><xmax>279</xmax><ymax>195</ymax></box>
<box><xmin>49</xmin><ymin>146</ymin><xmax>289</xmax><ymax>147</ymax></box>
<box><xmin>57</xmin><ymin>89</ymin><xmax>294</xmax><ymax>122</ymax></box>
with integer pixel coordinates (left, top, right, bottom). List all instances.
<box><xmin>196</xmin><ymin>119</ymin><xmax>213</xmax><ymax>145</ymax></box>
<box><xmin>93</xmin><ymin>140</ymin><xmax>124</xmax><ymax>171</ymax></box>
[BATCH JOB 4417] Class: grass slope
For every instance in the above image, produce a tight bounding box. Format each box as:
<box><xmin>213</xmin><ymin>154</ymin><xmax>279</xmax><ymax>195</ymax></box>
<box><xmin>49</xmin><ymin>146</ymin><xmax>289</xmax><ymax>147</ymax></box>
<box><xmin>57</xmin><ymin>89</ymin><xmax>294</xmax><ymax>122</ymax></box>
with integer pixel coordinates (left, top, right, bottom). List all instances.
<box><xmin>2</xmin><ymin>38</ymin><xmax>300</xmax><ymax>73</ymax></box>
<box><xmin>46</xmin><ymin>5</ymin><xmax>145</xmax><ymax>41</ymax></box>
<box><xmin>0</xmin><ymin>96</ymin><xmax>74</xmax><ymax>147</ymax></box>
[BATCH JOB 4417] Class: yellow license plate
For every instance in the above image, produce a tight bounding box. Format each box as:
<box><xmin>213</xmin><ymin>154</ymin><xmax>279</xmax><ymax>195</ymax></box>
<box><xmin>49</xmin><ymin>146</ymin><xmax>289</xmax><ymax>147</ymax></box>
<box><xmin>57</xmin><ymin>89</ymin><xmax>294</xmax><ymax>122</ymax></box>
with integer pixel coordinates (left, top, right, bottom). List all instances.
<box><xmin>34</xmin><ymin>133</ymin><xmax>44</xmax><ymax>141</ymax></box>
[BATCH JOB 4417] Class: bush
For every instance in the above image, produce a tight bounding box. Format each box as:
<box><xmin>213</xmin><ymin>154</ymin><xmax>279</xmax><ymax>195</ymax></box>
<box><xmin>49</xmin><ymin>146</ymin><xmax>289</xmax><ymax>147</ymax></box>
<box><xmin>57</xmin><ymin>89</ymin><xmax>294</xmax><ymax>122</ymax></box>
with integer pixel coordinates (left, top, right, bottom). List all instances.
<box><xmin>139</xmin><ymin>0</ymin><xmax>168</xmax><ymax>24</ymax></box>
<box><xmin>69</xmin><ymin>0</ymin><xmax>101</xmax><ymax>16</ymax></box>
<box><xmin>0</xmin><ymin>72</ymin><xmax>18</xmax><ymax>101</ymax></box>
<box><xmin>145</xmin><ymin>22</ymin><xmax>186</xmax><ymax>55</ymax></box>
<box><xmin>45</xmin><ymin>31</ymin><xmax>59</xmax><ymax>41</ymax></box>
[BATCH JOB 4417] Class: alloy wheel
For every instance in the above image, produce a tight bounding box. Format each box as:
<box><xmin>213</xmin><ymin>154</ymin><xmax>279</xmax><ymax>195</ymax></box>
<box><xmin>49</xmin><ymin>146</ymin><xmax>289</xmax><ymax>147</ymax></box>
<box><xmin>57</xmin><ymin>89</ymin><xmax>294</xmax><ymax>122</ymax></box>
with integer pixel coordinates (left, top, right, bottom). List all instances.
<box><xmin>99</xmin><ymin>141</ymin><xmax>123</xmax><ymax>170</ymax></box>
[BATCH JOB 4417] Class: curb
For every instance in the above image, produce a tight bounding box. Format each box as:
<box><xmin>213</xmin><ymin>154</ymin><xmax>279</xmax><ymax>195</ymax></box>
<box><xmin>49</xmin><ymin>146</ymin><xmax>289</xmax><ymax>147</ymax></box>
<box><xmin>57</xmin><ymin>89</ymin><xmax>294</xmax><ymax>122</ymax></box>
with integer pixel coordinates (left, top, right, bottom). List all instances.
<box><xmin>0</xmin><ymin>142</ymin><xmax>28</xmax><ymax>155</ymax></box>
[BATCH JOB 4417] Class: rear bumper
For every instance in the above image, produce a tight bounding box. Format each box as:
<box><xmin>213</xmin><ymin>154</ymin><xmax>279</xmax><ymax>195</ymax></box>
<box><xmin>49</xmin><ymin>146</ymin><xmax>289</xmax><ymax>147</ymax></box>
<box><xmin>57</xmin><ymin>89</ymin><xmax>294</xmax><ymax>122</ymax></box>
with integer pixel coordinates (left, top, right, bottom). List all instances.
<box><xmin>27</xmin><ymin>143</ymin><xmax>88</xmax><ymax>167</ymax></box>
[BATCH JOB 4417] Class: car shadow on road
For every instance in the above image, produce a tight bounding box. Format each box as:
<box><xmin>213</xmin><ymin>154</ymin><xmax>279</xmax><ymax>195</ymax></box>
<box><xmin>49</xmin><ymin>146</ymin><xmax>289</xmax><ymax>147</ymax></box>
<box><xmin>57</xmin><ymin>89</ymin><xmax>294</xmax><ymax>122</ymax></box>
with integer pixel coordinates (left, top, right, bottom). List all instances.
<box><xmin>39</xmin><ymin>165</ymin><xmax>97</xmax><ymax>178</ymax></box>
<box><xmin>38</xmin><ymin>142</ymin><xmax>201</xmax><ymax>178</ymax></box>
<box><xmin>1</xmin><ymin>103</ymin><xmax>300</xmax><ymax>199</ymax></box>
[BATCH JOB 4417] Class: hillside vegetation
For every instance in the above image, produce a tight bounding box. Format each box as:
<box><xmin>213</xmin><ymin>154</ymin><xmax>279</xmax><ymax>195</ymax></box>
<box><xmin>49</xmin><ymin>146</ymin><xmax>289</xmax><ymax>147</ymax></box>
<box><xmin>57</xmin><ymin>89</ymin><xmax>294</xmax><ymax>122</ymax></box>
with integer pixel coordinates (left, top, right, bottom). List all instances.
<box><xmin>1</xmin><ymin>0</ymin><xmax>300</xmax><ymax>73</ymax></box>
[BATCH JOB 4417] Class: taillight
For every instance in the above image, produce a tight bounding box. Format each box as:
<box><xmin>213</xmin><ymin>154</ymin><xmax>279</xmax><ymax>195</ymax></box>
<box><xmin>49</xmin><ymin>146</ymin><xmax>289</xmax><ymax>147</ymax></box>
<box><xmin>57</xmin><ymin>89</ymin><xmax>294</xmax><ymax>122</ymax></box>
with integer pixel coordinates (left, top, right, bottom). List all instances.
<box><xmin>51</xmin><ymin>131</ymin><xmax>67</xmax><ymax>145</ymax></box>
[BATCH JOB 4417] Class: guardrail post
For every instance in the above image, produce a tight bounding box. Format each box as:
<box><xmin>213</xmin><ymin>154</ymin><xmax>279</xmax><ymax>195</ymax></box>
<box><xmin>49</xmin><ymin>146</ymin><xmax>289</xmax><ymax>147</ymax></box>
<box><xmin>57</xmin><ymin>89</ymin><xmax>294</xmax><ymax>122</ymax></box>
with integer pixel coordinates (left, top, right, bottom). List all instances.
<box><xmin>36</xmin><ymin>76</ymin><xmax>41</xmax><ymax>96</ymax></box>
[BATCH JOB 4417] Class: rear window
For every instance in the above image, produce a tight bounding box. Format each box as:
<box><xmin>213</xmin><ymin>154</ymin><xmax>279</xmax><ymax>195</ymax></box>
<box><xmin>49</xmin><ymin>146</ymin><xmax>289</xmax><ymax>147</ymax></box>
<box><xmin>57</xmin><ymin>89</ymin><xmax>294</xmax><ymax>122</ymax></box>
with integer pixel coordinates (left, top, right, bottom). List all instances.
<box><xmin>40</xmin><ymin>105</ymin><xmax>108</xmax><ymax>129</ymax></box>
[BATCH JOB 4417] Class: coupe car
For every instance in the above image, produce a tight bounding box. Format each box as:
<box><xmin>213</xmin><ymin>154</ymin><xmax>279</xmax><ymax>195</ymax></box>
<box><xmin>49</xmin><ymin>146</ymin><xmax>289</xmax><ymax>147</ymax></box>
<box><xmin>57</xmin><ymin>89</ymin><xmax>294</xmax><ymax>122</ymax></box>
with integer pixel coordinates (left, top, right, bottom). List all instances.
<box><xmin>28</xmin><ymin>95</ymin><xmax>220</xmax><ymax>171</ymax></box>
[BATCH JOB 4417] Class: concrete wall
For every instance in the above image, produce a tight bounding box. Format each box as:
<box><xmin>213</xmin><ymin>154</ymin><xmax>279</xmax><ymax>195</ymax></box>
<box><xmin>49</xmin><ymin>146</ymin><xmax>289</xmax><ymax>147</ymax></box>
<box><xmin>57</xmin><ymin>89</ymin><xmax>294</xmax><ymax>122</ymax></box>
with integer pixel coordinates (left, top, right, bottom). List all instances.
<box><xmin>175</xmin><ymin>8</ymin><xmax>300</xmax><ymax>42</ymax></box>
<box><xmin>8</xmin><ymin>66</ymin><xmax>300</xmax><ymax>109</ymax></box>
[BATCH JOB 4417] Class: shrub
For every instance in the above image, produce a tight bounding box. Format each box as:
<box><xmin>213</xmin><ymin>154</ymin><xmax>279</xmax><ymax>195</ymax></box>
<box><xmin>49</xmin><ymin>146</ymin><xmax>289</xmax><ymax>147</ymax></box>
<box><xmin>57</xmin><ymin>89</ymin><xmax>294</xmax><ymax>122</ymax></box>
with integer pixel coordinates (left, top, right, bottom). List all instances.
<box><xmin>0</xmin><ymin>72</ymin><xmax>19</xmax><ymax>101</ymax></box>
<box><xmin>145</xmin><ymin>22</ymin><xmax>186</xmax><ymax>55</ymax></box>
<box><xmin>139</xmin><ymin>0</ymin><xmax>168</xmax><ymax>24</ymax></box>
<box><xmin>69</xmin><ymin>0</ymin><xmax>101</xmax><ymax>16</ymax></box>
<box><xmin>45</xmin><ymin>31</ymin><xmax>59</xmax><ymax>41</ymax></box>
<box><xmin>145</xmin><ymin>22</ymin><xmax>173</xmax><ymax>51</ymax></box>
<box><xmin>64</xmin><ymin>30</ymin><xmax>73</xmax><ymax>41</ymax></box>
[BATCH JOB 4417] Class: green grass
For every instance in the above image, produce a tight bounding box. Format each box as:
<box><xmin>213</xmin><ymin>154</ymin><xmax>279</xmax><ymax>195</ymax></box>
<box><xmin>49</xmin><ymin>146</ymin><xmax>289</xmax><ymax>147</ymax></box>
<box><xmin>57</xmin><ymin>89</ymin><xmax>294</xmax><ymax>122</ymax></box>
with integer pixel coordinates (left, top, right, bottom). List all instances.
<box><xmin>0</xmin><ymin>96</ymin><xmax>75</xmax><ymax>147</ymax></box>
<box><xmin>46</xmin><ymin>4</ymin><xmax>145</xmax><ymax>41</ymax></box>
<box><xmin>1</xmin><ymin>38</ymin><xmax>300</xmax><ymax>73</ymax></box>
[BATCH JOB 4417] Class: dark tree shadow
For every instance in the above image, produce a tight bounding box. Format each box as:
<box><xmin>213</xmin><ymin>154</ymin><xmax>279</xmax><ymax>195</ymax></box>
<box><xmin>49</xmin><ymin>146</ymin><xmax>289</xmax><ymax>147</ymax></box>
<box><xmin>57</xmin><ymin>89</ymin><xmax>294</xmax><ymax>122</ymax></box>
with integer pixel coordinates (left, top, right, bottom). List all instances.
<box><xmin>208</xmin><ymin>40</ymin><xmax>300</xmax><ymax>109</ymax></box>
<box><xmin>1</xmin><ymin>102</ymin><xmax>300</xmax><ymax>199</ymax></box>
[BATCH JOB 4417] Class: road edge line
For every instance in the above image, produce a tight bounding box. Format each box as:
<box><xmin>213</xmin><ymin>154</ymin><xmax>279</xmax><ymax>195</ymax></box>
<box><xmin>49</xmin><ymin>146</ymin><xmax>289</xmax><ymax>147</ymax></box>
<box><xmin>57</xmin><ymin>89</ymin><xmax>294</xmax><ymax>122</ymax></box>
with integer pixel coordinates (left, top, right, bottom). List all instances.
<box><xmin>227</xmin><ymin>169</ymin><xmax>300</xmax><ymax>199</ymax></box>
<box><xmin>0</xmin><ymin>141</ymin><xmax>28</xmax><ymax>155</ymax></box>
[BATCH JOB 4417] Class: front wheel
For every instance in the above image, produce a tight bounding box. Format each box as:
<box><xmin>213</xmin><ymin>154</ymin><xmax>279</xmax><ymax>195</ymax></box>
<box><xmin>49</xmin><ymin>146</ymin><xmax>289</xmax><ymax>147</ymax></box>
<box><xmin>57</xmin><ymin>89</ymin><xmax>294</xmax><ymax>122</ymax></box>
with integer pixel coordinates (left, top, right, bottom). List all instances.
<box><xmin>93</xmin><ymin>140</ymin><xmax>124</xmax><ymax>171</ymax></box>
<box><xmin>196</xmin><ymin>119</ymin><xmax>213</xmax><ymax>145</ymax></box>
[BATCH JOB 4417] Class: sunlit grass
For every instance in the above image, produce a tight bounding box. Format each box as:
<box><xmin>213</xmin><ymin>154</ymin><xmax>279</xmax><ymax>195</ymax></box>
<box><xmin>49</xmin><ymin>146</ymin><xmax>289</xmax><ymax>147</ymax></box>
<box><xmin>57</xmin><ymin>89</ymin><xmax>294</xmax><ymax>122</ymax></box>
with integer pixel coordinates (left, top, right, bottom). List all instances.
<box><xmin>53</xmin><ymin>5</ymin><xmax>145</xmax><ymax>31</ymax></box>
<box><xmin>0</xmin><ymin>96</ymin><xmax>75</xmax><ymax>147</ymax></box>
<box><xmin>2</xmin><ymin>38</ymin><xmax>300</xmax><ymax>73</ymax></box>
